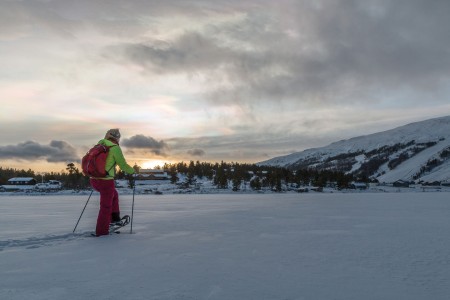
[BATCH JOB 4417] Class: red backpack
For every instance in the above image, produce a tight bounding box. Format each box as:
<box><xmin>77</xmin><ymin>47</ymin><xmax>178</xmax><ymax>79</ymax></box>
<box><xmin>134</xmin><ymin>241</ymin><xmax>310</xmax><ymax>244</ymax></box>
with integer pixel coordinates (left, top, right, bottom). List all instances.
<box><xmin>81</xmin><ymin>144</ymin><xmax>116</xmax><ymax>177</ymax></box>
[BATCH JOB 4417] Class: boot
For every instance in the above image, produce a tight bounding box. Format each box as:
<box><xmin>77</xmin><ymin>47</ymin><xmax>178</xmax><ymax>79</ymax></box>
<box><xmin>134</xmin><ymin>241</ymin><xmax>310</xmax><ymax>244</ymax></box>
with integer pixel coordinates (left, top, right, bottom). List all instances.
<box><xmin>111</xmin><ymin>212</ymin><xmax>121</xmax><ymax>225</ymax></box>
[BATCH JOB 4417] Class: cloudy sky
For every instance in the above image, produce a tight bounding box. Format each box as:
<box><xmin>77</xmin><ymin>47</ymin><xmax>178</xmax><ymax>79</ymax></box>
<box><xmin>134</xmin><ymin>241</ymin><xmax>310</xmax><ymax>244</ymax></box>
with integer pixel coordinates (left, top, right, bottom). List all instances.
<box><xmin>1</xmin><ymin>0</ymin><xmax>450</xmax><ymax>172</ymax></box>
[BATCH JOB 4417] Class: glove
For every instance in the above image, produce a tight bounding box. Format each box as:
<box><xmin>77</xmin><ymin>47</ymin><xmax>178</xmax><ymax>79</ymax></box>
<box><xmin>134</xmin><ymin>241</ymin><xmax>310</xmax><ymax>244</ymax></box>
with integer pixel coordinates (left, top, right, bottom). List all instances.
<box><xmin>128</xmin><ymin>174</ymin><xmax>135</xmax><ymax>189</ymax></box>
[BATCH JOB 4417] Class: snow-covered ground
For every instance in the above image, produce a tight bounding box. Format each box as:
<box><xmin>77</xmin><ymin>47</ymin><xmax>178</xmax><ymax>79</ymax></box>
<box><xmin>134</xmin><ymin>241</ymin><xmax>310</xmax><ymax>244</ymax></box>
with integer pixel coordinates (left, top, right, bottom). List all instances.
<box><xmin>1</xmin><ymin>192</ymin><xmax>450</xmax><ymax>300</ymax></box>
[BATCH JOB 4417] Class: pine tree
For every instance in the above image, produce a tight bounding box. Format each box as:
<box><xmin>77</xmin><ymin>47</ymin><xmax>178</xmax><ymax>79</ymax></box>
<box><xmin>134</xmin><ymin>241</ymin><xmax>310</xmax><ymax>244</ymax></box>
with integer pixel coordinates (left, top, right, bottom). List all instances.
<box><xmin>168</xmin><ymin>165</ymin><xmax>178</xmax><ymax>184</ymax></box>
<box><xmin>214</xmin><ymin>162</ymin><xmax>228</xmax><ymax>189</ymax></box>
<box><xmin>250</xmin><ymin>177</ymin><xmax>262</xmax><ymax>190</ymax></box>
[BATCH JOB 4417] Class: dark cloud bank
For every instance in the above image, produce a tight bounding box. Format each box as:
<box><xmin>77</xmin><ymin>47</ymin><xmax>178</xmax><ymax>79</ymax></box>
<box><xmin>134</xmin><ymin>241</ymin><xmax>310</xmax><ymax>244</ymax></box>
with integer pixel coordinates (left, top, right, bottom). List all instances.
<box><xmin>122</xmin><ymin>134</ymin><xmax>169</xmax><ymax>156</ymax></box>
<box><xmin>0</xmin><ymin>141</ymin><xmax>79</xmax><ymax>163</ymax></box>
<box><xmin>122</xmin><ymin>135</ymin><xmax>206</xmax><ymax>158</ymax></box>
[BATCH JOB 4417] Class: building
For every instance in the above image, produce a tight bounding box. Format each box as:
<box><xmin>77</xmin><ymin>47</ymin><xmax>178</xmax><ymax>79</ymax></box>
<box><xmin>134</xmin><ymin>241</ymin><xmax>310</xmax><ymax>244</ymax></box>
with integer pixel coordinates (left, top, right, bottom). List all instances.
<box><xmin>350</xmin><ymin>182</ymin><xmax>368</xmax><ymax>190</ymax></box>
<box><xmin>3</xmin><ymin>177</ymin><xmax>37</xmax><ymax>191</ymax></box>
<box><xmin>393</xmin><ymin>180</ymin><xmax>410</xmax><ymax>188</ymax></box>
<box><xmin>7</xmin><ymin>177</ymin><xmax>37</xmax><ymax>185</ymax></box>
<box><xmin>35</xmin><ymin>180</ymin><xmax>62</xmax><ymax>190</ymax></box>
<box><xmin>135</xmin><ymin>169</ymin><xmax>169</xmax><ymax>180</ymax></box>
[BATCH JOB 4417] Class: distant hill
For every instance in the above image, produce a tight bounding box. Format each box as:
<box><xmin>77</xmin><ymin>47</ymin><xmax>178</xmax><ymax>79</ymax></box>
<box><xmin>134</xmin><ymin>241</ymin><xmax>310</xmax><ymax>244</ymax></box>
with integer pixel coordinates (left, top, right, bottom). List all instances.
<box><xmin>258</xmin><ymin>116</ymin><xmax>450</xmax><ymax>183</ymax></box>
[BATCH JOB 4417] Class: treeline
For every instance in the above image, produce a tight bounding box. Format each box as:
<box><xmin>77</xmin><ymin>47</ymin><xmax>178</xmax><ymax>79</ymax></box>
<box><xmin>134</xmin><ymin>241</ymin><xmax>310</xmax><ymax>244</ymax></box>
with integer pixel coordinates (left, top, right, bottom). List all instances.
<box><xmin>145</xmin><ymin>161</ymin><xmax>354</xmax><ymax>191</ymax></box>
<box><xmin>2</xmin><ymin>160</ymin><xmax>355</xmax><ymax>191</ymax></box>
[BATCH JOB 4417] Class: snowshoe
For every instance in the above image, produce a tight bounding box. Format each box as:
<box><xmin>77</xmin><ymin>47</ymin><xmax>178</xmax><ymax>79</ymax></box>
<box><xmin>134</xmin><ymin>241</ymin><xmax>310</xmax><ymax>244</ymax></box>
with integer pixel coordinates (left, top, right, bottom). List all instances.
<box><xmin>109</xmin><ymin>215</ymin><xmax>130</xmax><ymax>234</ymax></box>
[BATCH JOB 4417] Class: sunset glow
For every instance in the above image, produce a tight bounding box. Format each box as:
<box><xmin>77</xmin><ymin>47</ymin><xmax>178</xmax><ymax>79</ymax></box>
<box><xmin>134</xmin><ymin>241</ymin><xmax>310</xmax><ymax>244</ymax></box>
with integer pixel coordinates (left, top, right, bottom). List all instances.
<box><xmin>140</xmin><ymin>160</ymin><xmax>173</xmax><ymax>170</ymax></box>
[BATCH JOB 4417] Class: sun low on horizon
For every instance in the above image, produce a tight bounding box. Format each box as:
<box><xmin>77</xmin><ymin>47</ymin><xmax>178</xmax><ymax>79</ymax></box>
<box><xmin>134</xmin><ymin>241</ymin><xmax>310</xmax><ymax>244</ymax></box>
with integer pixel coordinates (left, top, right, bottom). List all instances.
<box><xmin>139</xmin><ymin>159</ymin><xmax>174</xmax><ymax>170</ymax></box>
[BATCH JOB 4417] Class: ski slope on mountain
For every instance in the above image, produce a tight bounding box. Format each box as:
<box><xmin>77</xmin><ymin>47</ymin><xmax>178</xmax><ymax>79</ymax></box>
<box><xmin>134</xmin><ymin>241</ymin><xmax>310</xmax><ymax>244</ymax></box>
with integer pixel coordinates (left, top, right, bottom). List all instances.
<box><xmin>260</xmin><ymin>116</ymin><xmax>450</xmax><ymax>182</ymax></box>
<box><xmin>377</xmin><ymin>138</ymin><xmax>450</xmax><ymax>183</ymax></box>
<box><xmin>1</xmin><ymin>193</ymin><xmax>450</xmax><ymax>300</ymax></box>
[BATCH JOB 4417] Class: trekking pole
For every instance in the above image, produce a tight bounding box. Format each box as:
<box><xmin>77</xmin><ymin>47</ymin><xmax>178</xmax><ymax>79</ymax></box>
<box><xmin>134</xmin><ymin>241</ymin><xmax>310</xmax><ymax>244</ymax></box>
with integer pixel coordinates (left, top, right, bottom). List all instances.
<box><xmin>130</xmin><ymin>177</ymin><xmax>136</xmax><ymax>234</ymax></box>
<box><xmin>73</xmin><ymin>190</ymin><xmax>94</xmax><ymax>233</ymax></box>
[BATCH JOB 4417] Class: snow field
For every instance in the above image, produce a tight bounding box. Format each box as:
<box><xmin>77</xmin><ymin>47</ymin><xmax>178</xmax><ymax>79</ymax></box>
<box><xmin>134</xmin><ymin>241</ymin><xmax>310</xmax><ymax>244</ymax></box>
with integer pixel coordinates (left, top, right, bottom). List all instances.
<box><xmin>1</xmin><ymin>193</ymin><xmax>450</xmax><ymax>299</ymax></box>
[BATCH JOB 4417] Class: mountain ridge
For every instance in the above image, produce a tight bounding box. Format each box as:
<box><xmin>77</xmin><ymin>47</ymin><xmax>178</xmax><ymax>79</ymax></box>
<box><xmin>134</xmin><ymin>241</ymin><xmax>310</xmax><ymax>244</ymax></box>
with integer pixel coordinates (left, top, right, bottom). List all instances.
<box><xmin>259</xmin><ymin>116</ymin><xmax>450</xmax><ymax>183</ymax></box>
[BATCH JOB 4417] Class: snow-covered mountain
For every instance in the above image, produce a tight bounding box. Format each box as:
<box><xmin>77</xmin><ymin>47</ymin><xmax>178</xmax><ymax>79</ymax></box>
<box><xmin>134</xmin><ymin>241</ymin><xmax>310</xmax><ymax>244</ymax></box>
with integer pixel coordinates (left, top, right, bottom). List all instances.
<box><xmin>259</xmin><ymin>116</ymin><xmax>450</xmax><ymax>183</ymax></box>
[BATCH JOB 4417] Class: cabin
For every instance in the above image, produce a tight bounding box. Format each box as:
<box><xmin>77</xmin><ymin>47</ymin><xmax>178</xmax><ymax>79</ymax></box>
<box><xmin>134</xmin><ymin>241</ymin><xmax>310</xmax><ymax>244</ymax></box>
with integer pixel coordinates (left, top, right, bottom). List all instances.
<box><xmin>8</xmin><ymin>177</ymin><xmax>37</xmax><ymax>185</ymax></box>
<box><xmin>135</xmin><ymin>169</ymin><xmax>169</xmax><ymax>180</ymax></box>
<box><xmin>35</xmin><ymin>180</ymin><xmax>62</xmax><ymax>190</ymax></box>
<box><xmin>3</xmin><ymin>177</ymin><xmax>37</xmax><ymax>191</ymax></box>
<box><xmin>393</xmin><ymin>180</ymin><xmax>410</xmax><ymax>188</ymax></box>
<box><xmin>350</xmin><ymin>182</ymin><xmax>368</xmax><ymax>190</ymax></box>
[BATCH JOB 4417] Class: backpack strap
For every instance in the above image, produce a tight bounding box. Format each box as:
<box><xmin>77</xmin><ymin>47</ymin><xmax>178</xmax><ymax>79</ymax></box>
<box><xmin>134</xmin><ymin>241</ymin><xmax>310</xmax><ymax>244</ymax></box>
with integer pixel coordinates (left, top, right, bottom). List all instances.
<box><xmin>105</xmin><ymin>145</ymin><xmax>118</xmax><ymax>177</ymax></box>
<box><xmin>106</xmin><ymin>163</ymin><xmax>116</xmax><ymax>174</ymax></box>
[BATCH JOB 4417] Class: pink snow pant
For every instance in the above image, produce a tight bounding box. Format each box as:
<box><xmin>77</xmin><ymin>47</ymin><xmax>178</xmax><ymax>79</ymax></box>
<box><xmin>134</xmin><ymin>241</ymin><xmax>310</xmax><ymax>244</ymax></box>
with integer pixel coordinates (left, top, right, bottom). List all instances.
<box><xmin>90</xmin><ymin>178</ymin><xmax>120</xmax><ymax>236</ymax></box>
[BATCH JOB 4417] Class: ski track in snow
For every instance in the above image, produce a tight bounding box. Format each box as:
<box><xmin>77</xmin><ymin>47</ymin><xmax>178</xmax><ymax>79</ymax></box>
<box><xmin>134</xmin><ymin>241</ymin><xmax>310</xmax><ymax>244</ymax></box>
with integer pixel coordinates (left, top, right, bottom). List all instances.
<box><xmin>0</xmin><ymin>232</ymin><xmax>91</xmax><ymax>251</ymax></box>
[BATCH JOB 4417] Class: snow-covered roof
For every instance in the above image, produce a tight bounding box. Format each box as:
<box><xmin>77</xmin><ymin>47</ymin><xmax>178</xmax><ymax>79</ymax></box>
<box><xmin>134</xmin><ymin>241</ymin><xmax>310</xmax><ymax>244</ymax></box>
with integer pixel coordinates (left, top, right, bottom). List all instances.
<box><xmin>351</xmin><ymin>182</ymin><xmax>367</xmax><ymax>187</ymax></box>
<box><xmin>8</xmin><ymin>177</ymin><xmax>36</xmax><ymax>182</ymax></box>
<box><xmin>140</xmin><ymin>169</ymin><xmax>166</xmax><ymax>174</ymax></box>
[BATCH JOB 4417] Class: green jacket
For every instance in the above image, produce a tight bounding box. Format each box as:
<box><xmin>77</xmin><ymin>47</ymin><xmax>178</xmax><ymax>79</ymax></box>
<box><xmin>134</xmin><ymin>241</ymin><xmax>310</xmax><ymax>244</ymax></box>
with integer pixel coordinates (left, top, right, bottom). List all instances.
<box><xmin>96</xmin><ymin>139</ymin><xmax>135</xmax><ymax>179</ymax></box>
